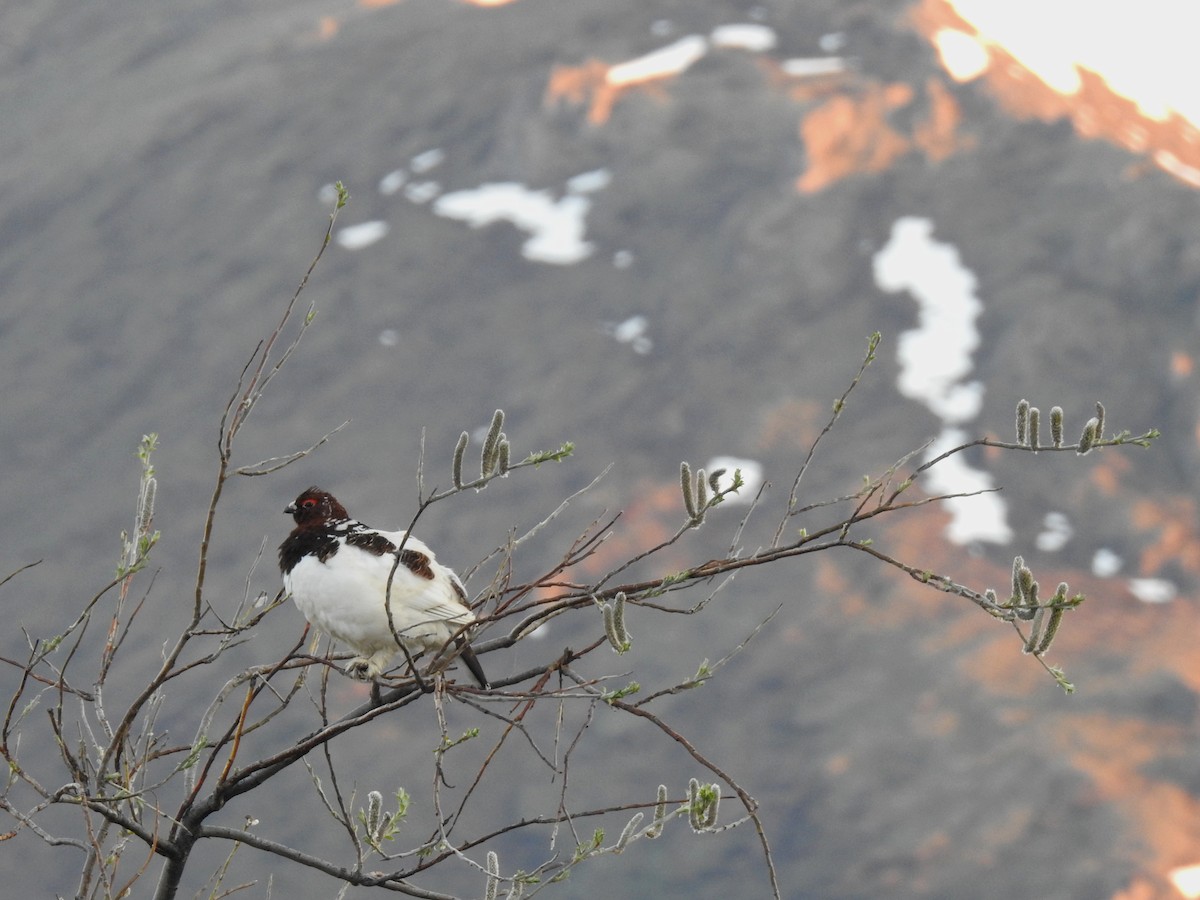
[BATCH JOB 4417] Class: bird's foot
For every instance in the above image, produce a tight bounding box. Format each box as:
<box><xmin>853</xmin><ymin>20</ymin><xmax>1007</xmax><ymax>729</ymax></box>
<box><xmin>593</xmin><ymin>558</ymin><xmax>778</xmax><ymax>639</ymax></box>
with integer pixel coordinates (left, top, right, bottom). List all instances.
<box><xmin>347</xmin><ymin>657</ymin><xmax>377</xmax><ymax>680</ymax></box>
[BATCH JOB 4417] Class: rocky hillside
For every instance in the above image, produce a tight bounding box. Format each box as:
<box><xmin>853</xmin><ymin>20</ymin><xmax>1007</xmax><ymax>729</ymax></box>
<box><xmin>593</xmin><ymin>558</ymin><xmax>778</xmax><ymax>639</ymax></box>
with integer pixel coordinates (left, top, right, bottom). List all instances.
<box><xmin>2</xmin><ymin>0</ymin><xmax>1198</xmax><ymax>896</ymax></box>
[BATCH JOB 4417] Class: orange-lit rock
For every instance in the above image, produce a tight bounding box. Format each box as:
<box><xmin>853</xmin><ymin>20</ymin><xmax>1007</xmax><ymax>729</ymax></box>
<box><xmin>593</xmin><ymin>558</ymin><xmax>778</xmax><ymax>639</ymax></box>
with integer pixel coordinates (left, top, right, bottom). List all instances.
<box><xmin>565</xmin><ymin>480</ymin><xmax>685</xmax><ymax>579</ymax></box>
<box><xmin>545</xmin><ymin>37</ymin><xmax>969</xmax><ymax>187</ymax></box>
<box><xmin>795</xmin><ymin>78</ymin><xmax>972</xmax><ymax>193</ymax></box>
<box><xmin>316</xmin><ymin>16</ymin><xmax>339</xmax><ymax>40</ymax></box>
<box><xmin>759</xmin><ymin>56</ymin><xmax>850</xmax><ymax>103</ymax></box>
<box><xmin>914</xmin><ymin>0</ymin><xmax>1200</xmax><ymax>190</ymax></box>
<box><xmin>1171</xmin><ymin>351</ymin><xmax>1194</xmax><ymax>381</ymax></box>
<box><xmin>544</xmin><ymin>59</ymin><xmax>671</xmax><ymax>126</ymax></box>
<box><xmin>1057</xmin><ymin>714</ymin><xmax>1200</xmax><ymax>893</ymax></box>
<box><xmin>913</xmin><ymin>77</ymin><xmax>974</xmax><ymax>161</ymax></box>
<box><xmin>756</xmin><ymin>396</ymin><xmax>826</xmax><ymax>453</ymax></box>
<box><xmin>1132</xmin><ymin>496</ymin><xmax>1200</xmax><ymax>578</ymax></box>
<box><xmin>1088</xmin><ymin>453</ymin><xmax>1132</xmax><ymax>497</ymax></box>
<box><xmin>864</xmin><ymin>488</ymin><xmax>1200</xmax><ymax>896</ymax></box>
<box><xmin>796</xmin><ymin>86</ymin><xmax>912</xmax><ymax>193</ymax></box>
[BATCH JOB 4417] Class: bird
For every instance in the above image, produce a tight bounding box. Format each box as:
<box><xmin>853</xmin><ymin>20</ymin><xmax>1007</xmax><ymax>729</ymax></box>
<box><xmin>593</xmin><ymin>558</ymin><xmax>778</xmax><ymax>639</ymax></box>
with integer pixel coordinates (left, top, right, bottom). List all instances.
<box><xmin>278</xmin><ymin>486</ymin><xmax>489</xmax><ymax>688</ymax></box>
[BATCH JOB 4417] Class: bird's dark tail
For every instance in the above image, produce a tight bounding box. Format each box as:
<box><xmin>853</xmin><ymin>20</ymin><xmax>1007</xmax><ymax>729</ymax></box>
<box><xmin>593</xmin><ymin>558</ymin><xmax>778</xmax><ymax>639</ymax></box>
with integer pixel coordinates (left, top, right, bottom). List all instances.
<box><xmin>456</xmin><ymin>639</ymin><xmax>490</xmax><ymax>689</ymax></box>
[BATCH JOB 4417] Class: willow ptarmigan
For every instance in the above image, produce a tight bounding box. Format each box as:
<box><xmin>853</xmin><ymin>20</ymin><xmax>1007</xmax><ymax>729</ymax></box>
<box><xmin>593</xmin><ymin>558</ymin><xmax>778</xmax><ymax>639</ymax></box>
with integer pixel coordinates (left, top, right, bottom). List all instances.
<box><xmin>278</xmin><ymin>487</ymin><xmax>488</xmax><ymax>688</ymax></box>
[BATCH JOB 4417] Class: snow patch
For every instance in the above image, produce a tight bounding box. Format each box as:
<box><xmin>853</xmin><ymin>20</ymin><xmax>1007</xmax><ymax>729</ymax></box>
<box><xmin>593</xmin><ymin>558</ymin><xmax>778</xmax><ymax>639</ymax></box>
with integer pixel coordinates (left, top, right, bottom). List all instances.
<box><xmin>1127</xmin><ymin>578</ymin><xmax>1176</xmax><ymax>604</ymax></box>
<box><xmin>410</xmin><ymin>148</ymin><xmax>445</xmax><ymax>174</ymax></box>
<box><xmin>781</xmin><ymin>58</ymin><xmax>847</xmax><ymax>78</ymax></box>
<box><xmin>933</xmin><ymin>29</ymin><xmax>990</xmax><ymax>81</ymax></box>
<box><xmin>604</xmin><ymin>315</ymin><xmax>652</xmax><ymax>354</ymax></box>
<box><xmin>378</xmin><ymin>170</ymin><xmax>407</xmax><ymax>195</ymax></box>
<box><xmin>433</xmin><ymin>183</ymin><xmax>594</xmax><ymax>265</ymax></box>
<box><xmin>608</xmin><ymin>36</ymin><xmax>708</xmax><ymax>86</ymax></box>
<box><xmin>705</xmin><ymin>456</ymin><xmax>765</xmax><ymax>505</ymax></box>
<box><xmin>336</xmin><ymin>221</ymin><xmax>389</xmax><ymax>250</ymax></box>
<box><xmin>874</xmin><ymin>217</ymin><xmax>985</xmax><ymax>424</ymax></box>
<box><xmin>711</xmin><ymin>24</ymin><xmax>777</xmax><ymax>52</ymax></box>
<box><xmin>874</xmin><ymin>216</ymin><xmax>1007</xmax><ymax>546</ymax></box>
<box><xmin>404</xmin><ymin>181</ymin><xmax>442</xmax><ymax>204</ymax></box>
<box><xmin>1035</xmin><ymin>512</ymin><xmax>1073</xmax><ymax>552</ymax></box>
<box><xmin>566</xmin><ymin>168</ymin><xmax>612</xmax><ymax>194</ymax></box>
<box><xmin>1091</xmin><ymin>548</ymin><xmax>1122</xmax><ymax>577</ymax></box>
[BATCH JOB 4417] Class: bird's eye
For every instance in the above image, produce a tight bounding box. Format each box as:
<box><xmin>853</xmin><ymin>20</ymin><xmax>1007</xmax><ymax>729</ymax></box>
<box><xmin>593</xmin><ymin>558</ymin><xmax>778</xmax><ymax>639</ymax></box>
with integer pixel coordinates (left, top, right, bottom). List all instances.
<box><xmin>302</xmin><ymin>499</ymin><xmax>317</xmax><ymax>509</ymax></box>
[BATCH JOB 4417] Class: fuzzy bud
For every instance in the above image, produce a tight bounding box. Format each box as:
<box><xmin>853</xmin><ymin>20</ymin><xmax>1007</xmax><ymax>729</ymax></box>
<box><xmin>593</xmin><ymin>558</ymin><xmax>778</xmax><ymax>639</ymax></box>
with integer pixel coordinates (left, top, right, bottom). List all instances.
<box><xmin>646</xmin><ymin>784</ymin><xmax>669</xmax><ymax>839</ymax></box>
<box><xmin>694</xmin><ymin>469</ymin><xmax>709</xmax><ymax>510</ymax></box>
<box><xmin>604</xmin><ymin>595</ymin><xmax>633</xmax><ymax>652</ymax></box>
<box><xmin>481</xmin><ymin>409</ymin><xmax>505</xmax><ymax>476</ymax></box>
<box><xmin>1050</xmin><ymin>406</ymin><xmax>1064</xmax><ymax>448</ymax></box>
<box><xmin>1010</xmin><ymin>556</ymin><xmax>1025</xmax><ymax>604</ymax></box>
<box><xmin>485</xmin><ymin>850</ymin><xmax>500</xmax><ymax>900</ymax></box>
<box><xmin>680</xmin><ymin>462</ymin><xmax>698</xmax><ymax>519</ymax></box>
<box><xmin>140</xmin><ymin>477</ymin><xmax>157</xmax><ymax>533</ymax></box>
<box><xmin>452</xmin><ymin>431</ymin><xmax>469</xmax><ymax>488</ymax></box>
<box><xmin>708</xmin><ymin>468</ymin><xmax>726</xmax><ymax>494</ymax></box>
<box><xmin>1023</xmin><ymin>606</ymin><xmax>1045</xmax><ymax>654</ymax></box>
<box><xmin>364</xmin><ymin>790</ymin><xmax>383</xmax><ymax>842</ymax></box>
<box><xmin>1077</xmin><ymin>418</ymin><xmax>1098</xmax><ymax>456</ymax></box>
<box><xmin>600</xmin><ymin>592</ymin><xmax>631</xmax><ymax>653</ymax></box>
<box><xmin>1016</xmin><ymin>400</ymin><xmax>1030</xmax><ymax>445</ymax></box>
<box><xmin>983</xmin><ymin>588</ymin><xmax>1000</xmax><ymax>613</ymax></box>
<box><xmin>1035</xmin><ymin>606</ymin><xmax>1066</xmax><ymax>655</ymax></box>
<box><xmin>614</xmin><ymin>813</ymin><xmax>643</xmax><ymax>852</ymax></box>
<box><xmin>611</xmin><ymin>591</ymin><xmax>628</xmax><ymax>644</ymax></box>
<box><xmin>687</xmin><ymin>778</ymin><xmax>702</xmax><ymax>832</ymax></box>
<box><xmin>1016</xmin><ymin>570</ymin><xmax>1039</xmax><ymax>620</ymax></box>
<box><xmin>1017</xmin><ymin>566</ymin><xmax>1035</xmax><ymax>602</ymax></box>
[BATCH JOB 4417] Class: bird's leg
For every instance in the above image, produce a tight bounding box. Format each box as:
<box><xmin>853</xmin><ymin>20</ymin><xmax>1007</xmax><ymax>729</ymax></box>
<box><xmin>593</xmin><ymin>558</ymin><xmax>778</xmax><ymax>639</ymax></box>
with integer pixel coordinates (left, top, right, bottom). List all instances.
<box><xmin>396</xmin><ymin>642</ymin><xmax>431</xmax><ymax>693</ymax></box>
<box><xmin>347</xmin><ymin>654</ymin><xmax>394</xmax><ymax>704</ymax></box>
<box><xmin>347</xmin><ymin>649</ymin><xmax>393</xmax><ymax>681</ymax></box>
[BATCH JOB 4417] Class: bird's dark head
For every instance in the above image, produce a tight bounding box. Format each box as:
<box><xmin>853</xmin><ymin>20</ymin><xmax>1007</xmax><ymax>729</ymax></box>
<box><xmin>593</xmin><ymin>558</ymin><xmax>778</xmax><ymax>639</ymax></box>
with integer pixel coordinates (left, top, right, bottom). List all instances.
<box><xmin>285</xmin><ymin>487</ymin><xmax>350</xmax><ymax>526</ymax></box>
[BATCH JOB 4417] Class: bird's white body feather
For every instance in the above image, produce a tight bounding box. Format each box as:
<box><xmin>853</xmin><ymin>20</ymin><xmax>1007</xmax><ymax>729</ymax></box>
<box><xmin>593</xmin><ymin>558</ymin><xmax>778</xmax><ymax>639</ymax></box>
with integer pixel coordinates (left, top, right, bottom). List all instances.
<box><xmin>279</xmin><ymin>488</ymin><xmax>488</xmax><ymax>685</ymax></box>
<box><xmin>284</xmin><ymin>530</ymin><xmax>473</xmax><ymax>675</ymax></box>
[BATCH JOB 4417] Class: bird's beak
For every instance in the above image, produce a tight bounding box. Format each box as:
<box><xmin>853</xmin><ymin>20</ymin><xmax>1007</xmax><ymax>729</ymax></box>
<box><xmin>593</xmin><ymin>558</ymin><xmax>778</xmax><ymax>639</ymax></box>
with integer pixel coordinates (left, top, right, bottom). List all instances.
<box><xmin>284</xmin><ymin>503</ymin><xmax>297</xmax><ymax>515</ymax></box>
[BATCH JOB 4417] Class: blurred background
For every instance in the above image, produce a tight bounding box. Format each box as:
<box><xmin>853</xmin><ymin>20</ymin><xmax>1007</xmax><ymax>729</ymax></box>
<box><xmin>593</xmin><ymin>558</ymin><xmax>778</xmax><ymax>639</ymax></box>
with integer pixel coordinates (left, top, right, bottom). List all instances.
<box><xmin>4</xmin><ymin>0</ymin><xmax>1200</xmax><ymax>896</ymax></box>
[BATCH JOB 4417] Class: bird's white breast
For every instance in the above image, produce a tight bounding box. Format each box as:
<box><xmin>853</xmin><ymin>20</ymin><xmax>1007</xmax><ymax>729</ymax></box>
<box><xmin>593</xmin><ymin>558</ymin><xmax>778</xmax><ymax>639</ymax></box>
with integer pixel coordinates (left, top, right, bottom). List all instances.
<box><xmin>284</xmin><ymin>532</ymin><xmax>473</xmax><ymax>656</ymax></box>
